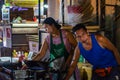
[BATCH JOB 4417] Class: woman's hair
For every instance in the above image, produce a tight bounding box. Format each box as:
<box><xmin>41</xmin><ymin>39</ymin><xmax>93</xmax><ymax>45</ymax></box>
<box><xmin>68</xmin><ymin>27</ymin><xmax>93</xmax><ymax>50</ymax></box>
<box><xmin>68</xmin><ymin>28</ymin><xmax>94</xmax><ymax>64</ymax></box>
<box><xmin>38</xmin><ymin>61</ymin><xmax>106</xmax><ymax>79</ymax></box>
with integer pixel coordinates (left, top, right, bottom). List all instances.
<box><xmin>43</xmin><ymin>17</ymin><xmax>61</xmax><ymax>30</ymax></box>
<box><xmin>72</xmin><ymin>23</ymin><xmax>87</xmax><ymax>33</ymax></box>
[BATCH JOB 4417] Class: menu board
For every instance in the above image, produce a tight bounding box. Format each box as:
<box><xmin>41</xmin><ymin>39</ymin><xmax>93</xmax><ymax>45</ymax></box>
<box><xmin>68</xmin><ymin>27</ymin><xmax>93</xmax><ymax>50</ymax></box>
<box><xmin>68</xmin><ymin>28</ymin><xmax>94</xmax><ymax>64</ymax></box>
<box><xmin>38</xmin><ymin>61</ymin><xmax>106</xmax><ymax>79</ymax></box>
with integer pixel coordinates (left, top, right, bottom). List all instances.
<box><xmin>3</xmin><ymin>25</ymin><xmax>12</xmax><ymax>48</ymax></box>
<box><xmin>29</xmin><ymin>41</ymin><xmax>39</xmax><ymax>53</ymax></box>
<box><xmin>2</xmin><ymin>7</ymin><xmax>10</xmax><ymax>21</ymax></box>
<box><xmin>0</xmin><ymin>25</ymin><xmax>12</xmax><ymax>48</ymax></box>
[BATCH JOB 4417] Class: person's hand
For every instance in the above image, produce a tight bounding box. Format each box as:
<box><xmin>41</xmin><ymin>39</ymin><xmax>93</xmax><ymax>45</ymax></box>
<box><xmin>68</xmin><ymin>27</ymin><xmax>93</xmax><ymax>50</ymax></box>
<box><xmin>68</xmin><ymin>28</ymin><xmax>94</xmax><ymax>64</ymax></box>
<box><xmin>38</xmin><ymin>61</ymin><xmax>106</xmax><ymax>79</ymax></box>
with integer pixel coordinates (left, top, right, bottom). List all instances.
<box><xmin>21</xmin><ymin>64</ymin><xmax>28</xmax><ymax>70</ymax></box>
<box><xmin>21</xmin><ymin>60</ymin><xmax>28</xmax><ymax>70</ymax></box>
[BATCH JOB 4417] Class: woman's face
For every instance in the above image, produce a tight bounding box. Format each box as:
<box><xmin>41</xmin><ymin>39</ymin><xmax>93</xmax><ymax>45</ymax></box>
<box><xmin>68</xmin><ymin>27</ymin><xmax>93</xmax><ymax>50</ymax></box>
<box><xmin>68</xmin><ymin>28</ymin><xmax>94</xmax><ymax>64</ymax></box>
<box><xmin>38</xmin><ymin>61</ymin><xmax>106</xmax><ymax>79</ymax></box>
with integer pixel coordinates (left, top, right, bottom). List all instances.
<box><xmin>43</xmin><ymin>24</ymin><xmax>53</xmax><ymax>33</ymax></box>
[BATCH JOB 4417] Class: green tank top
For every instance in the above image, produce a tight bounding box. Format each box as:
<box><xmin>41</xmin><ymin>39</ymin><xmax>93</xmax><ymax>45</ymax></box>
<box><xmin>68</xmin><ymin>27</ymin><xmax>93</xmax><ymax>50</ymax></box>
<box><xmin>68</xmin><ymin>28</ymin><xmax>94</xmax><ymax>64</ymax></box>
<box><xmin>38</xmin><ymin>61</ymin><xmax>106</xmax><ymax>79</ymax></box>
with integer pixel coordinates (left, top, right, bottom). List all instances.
<box><xmin>50</xmin><ymin>30</ymin><xmax>69</xmax><ymax>62</ymax></box>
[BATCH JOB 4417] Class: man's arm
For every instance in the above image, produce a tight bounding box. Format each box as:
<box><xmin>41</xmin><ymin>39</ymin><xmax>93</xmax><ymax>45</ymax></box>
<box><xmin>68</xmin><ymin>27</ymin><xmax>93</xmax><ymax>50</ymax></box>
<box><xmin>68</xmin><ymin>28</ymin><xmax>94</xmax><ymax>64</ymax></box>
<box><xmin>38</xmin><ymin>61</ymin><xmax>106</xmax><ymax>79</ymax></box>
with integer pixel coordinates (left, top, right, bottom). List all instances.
<box><xmin>96</xmin><ymin>34</ymin><xmax>120</xmax><ymax>65</ymax></box>
<box><xmin>64</xmin><ymin>46</ymin><xmax>80</xmax><ymax>80</ymax></box>
<box><xmin>64</xmin><ymin>31</ymin><xmax>77</xmax><ymax>68</ymax></box>
<box><xmin>65</xmin><ymin>30</ymin><xmax>77</xmax><ymax>47</ymax></box>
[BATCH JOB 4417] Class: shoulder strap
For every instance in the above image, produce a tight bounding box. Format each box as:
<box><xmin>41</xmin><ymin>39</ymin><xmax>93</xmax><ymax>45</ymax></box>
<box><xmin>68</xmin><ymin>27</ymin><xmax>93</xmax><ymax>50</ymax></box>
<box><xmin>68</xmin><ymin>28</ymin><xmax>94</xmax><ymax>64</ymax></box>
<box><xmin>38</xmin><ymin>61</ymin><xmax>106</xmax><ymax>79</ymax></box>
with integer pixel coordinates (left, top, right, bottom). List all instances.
<box><xmin>50</xmin><ymin>30</ymin><xmax>63</xmax><ymax>46</ymax></box>
<box><xmin>50</xmin><ymin>34</ymin><xmax>53</xmax><ymax>52</ymax></box>
<box><xmin>59</xmin><ymin>30</ymin><xmax>64</xmax><ymax>43</ymax></box>
<box><xmin>50</xmin><ymin>34</ymin><xmax>53</xmax><ymax>45</ymax></box>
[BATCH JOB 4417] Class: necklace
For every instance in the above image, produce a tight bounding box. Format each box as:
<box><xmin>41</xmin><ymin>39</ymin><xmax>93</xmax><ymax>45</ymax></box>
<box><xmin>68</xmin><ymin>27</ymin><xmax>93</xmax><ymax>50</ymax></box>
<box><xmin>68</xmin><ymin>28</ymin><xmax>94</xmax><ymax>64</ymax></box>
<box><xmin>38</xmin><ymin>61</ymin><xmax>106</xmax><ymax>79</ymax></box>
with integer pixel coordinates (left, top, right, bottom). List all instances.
<box><xmin>52</xmin><ymin>34</ymin><xmax>59</xmax><ymax>37</ymax></box>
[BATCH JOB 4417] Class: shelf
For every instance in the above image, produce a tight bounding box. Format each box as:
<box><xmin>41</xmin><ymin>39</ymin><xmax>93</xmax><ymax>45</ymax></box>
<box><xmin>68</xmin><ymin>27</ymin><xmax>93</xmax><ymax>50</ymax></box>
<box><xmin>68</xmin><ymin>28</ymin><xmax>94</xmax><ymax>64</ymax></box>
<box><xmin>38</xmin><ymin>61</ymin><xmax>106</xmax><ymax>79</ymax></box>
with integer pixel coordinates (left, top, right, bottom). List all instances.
<box><xmin>12</xmin><ymin>27</ymin><xmax>38</xmax><ymax>34</ymax></box>
<box><xmin>12</xmin><ymin>23</ymin><xmax>38</xmax><ymax>27</ymax></box>
<box><xmin>39</xmin><ymin>25</ymin><xmax>100</xmax><ymax>33</ymax></box>
<box><xmin>62</xmin><ymin>25</ymin><xmax>99</xmax><ymax>29</ymax></box>
<box><xmin>26</xmin><ymin>35</ymin><xmax>39</xmax><ymax>42</ymax></box>
<box><xmin>12</xmin><ymin>23</ymin><xmax>39</xmax><ymax>34</ymax></box>
<box><xmin>61</xmin><ymin>25</ymin><xmax>100</xmax><ymax>32</ymax></box>
<box><xmin>12</xmin><ymin>44</ymin><xmax>28</xmax><ymax>46</ymax></box>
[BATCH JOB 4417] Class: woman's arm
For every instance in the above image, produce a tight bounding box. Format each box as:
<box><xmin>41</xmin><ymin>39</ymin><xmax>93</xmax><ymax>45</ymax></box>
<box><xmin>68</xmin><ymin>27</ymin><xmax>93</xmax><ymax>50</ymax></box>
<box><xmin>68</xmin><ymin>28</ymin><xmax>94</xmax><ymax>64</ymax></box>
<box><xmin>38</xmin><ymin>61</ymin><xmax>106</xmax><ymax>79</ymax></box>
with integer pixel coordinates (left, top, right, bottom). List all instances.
<box><xmin>96</xmin><ymin>34</ymin><xmax>120</xmax><ymax>65</ymax></box>
<box><xmin>32</xmin><ymin>39</ymin><xmax>48</xmax><ymax>61</ymax></box>
<box><xmin>22</xmin><ymin>39</ymin><xmax>49</xmax><ymax>69</ymax></box>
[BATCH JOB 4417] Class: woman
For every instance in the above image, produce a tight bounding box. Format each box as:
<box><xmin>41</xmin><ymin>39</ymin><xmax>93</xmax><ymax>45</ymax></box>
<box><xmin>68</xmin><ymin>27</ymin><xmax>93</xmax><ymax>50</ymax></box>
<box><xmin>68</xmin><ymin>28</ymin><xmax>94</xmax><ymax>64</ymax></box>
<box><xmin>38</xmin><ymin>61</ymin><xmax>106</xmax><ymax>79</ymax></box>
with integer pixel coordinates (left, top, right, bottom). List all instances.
<box><xmin>31</xmin><ymin>17</ymin><xmax>80</xmax><ymax>80</ymax></box>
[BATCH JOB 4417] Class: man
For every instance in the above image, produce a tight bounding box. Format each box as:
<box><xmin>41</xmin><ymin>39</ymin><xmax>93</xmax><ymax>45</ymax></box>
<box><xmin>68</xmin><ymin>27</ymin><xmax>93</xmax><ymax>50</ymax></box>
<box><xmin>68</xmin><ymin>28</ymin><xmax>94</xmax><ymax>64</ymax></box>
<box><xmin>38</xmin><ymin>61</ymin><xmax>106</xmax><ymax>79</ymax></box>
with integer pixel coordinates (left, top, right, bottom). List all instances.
<box><xmin>64</xmin><ymin>23</ymin><xmax>120</xmax><ymax>80</ymax></box>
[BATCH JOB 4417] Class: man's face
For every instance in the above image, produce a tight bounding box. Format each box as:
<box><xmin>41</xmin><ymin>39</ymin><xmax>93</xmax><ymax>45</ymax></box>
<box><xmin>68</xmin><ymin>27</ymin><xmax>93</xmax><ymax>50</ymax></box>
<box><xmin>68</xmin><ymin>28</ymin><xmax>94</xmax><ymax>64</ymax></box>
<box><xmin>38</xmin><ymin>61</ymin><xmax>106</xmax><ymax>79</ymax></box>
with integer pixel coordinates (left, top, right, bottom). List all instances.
<box><xmin>75</xmin><ymin>28</ymin><xmax>89</xmax><ymax>43</ymax></box>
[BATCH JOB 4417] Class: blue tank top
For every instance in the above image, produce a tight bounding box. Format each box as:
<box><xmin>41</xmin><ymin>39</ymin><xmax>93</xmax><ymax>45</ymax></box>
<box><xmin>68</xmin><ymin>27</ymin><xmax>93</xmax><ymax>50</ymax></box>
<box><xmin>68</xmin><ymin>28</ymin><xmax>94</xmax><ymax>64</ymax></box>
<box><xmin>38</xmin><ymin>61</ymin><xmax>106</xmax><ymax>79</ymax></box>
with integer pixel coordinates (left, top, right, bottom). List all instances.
<box><xmin>78</xmin><ymin>34</ymin><xmax>118</xmax><ymax>69</ymax></box>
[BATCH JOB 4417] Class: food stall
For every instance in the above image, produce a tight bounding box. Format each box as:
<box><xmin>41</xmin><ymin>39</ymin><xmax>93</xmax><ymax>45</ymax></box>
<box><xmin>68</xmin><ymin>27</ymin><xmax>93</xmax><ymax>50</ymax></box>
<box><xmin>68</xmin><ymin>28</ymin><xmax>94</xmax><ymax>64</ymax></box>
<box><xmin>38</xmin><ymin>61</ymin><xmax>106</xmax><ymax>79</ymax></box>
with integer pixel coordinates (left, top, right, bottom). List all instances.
<box><xmin>0</xmin><ymin>0</ymin><xmax>102</xmax><ymax>80</ymax></box>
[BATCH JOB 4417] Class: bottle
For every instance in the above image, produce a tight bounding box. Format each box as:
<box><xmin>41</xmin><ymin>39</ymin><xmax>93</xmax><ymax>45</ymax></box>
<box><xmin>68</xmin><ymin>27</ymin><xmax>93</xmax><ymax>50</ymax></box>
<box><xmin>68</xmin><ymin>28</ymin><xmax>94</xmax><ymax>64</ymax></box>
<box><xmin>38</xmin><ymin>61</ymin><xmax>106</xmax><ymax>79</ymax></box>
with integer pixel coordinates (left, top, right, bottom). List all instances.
<box><xmin>21</xmin><ymin>51</ymin><xmax>25</xmax><ymax>59</ymax></box>
<box><xmin>24</xmin><ymin>51</ymin><xmax>28</xmax><ymax>59</ymax></box>
<box><xmin>12</xmin><ymin>50</ymin><xmax>17</xmax><ymax>57</ymax></box>
<box><xmin>17</xmin><ymin>51</ymin><xmax>21</xmax><ymax>57</ymax></box>
<box><xmin>82</xmin><ymin>68</ymin><xmax>88</xmax><ymax>80</ymax></box>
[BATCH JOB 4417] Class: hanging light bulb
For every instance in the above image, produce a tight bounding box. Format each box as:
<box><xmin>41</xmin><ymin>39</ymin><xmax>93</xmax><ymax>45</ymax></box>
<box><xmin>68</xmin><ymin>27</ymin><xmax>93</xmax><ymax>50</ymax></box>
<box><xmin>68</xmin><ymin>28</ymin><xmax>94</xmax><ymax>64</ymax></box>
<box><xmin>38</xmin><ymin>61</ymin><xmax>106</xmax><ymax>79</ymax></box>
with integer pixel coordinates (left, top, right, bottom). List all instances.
<box><xmin>44</xmin><ymin>4</ymin><xmax>48</xmax><ymax>8</ymax></box>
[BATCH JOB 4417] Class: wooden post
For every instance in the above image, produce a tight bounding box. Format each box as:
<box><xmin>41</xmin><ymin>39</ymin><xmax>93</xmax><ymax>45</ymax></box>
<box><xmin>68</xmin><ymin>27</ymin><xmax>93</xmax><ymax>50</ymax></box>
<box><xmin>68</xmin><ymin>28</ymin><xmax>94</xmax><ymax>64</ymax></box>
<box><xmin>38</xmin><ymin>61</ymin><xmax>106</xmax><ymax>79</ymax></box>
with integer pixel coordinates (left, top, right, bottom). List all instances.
<box><xmin>100</xmin><ymin>0</ymin><xmax>105</xmax><ymax>29</ymax></box>
<box><xmin>38</xmin><ymin>0</ymin><xmax>41</xmax><ymax>50</ymax></box>
<box><xmin>62</xmin><ymin>0</ymin><xmax>65</xmax><ymax>26</ymax></box>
